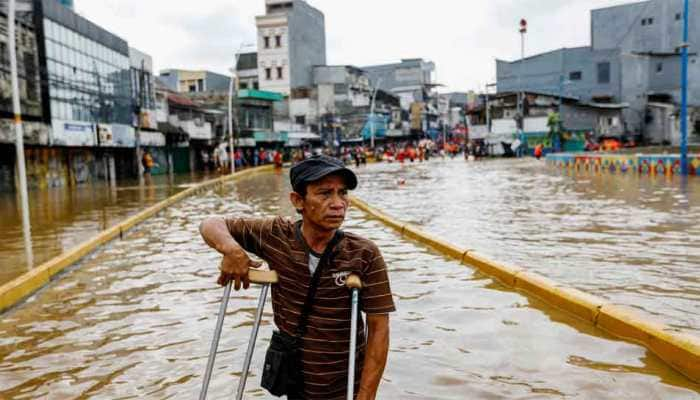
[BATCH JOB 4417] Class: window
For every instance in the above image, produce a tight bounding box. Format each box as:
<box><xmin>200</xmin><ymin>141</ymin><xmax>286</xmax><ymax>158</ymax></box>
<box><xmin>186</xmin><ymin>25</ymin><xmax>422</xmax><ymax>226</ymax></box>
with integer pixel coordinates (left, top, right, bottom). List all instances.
<box><xmin>189</xmin><ymin>84</ymin><xmax>196</xmax><ymax>92</ymax></box>
<box><xmin>265</xmin><ymin>68</ymin><xmax>272</xmax><ymax>80</ymax></box>
<box><xmin>597</xmin><ymin>62</ymin><xmax>610</xmax><ymax>84</ymax></box>
<box><xmin>24</xmin><ymin>52</ymin><xmax>38</xmax><ymax>101</ymax></box>
<box><xmin>641</xmin><ymin>19</ymin><xmax>646</xmax><ymax>26</ymax></box>
<box><xmin>648</xmin><ymin>17</ymin><xmax>654</xmax><ymax>25</ymax></box>
<box><xmin>197</xmin><ymin>79</ymin><xmax>204</xmax><ymax>92</ymax></box>
<box><xmin>277</xmin><ymin>67</ymin><xmax>283</xmax><ymax>79</ymax></box>
<box><xmin>569</xmin><ymin>71</ymin><xmax>582</xmax><ymax>81</ymax></box>
<box><xmin>676</xmin><ymin>13</ymin><xmax>682</xmax><ymax>21</ymax></box>
<box><xmin>0</xmin><ymin>42</ymin><xmax>6</xmax><ymax>66</ymax></box>
<box><xmin>275</xmin><ymin>35</ymin><xmax>282</xmax><ymax>47</ymax></box>
<box><xmin>656</xmin><ymin>62</ymin><xmax>663</xmax><ymax>73</ymax></box>
<box><xmin>334</xmin><ymin>83</ymin><xmax>348</xmax><ymax>93</ymax></box>
<box><xmin>239</xmin><ymin>82</ymin><xmax>248</xmax><ymax>90</ymax></box>
<box><xmin>295</xmin><ymin>115</ymin><xmax>306</xmax><ymax>125</ymax></box>
<box><xmin>264</xmin><ymin>36</ymin><xmax>270</xmax><ymax>49</ymax></box>
<box><xmin>253</xmin><ymin>81</ymin><xmax>259</xmax><ymax>90</ymax></box>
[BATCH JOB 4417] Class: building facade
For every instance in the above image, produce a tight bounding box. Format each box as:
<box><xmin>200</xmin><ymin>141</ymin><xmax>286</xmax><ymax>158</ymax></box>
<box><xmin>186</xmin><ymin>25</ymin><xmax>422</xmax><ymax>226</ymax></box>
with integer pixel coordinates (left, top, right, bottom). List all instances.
<box><xmin>361</xmin><ymin>58</ymin><xmax>436</xmax><ymax>110</ymax></box>
<box><xmin>255</xmin><ymin>0</ymin><xmax>326</xmax><ymax>96</ymax></box>
<box><xmin>158</xmin><ymin>69</ymin><xmax>231</xmax><ymax>94</ymax></box>
<box><xmin>236</xmin><ymin>51</ymin><xmax>259</xmax><ymax>91</ymax></box>
<box><xmin>496</xmin><ymin>0</ymin><xmax>699</xmax><ymax>144</ymax></box>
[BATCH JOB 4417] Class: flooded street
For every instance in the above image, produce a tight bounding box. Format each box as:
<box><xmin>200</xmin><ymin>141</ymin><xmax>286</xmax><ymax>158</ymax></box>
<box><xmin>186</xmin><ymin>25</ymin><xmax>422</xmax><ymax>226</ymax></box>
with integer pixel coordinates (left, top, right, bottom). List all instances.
<box><xmin>0</xmin><ymin>173</ymin><xmax>218</xmax><ymax>286</ymax></box>
<box><xmin>354</xmin><ymin>158</ymin><xmax>700</xmax><ymax>335</ymax></box>
<box><xmin>0</xmin><ymin>170</ymin><xmax>698</xmax><ymax>399</ymax></box>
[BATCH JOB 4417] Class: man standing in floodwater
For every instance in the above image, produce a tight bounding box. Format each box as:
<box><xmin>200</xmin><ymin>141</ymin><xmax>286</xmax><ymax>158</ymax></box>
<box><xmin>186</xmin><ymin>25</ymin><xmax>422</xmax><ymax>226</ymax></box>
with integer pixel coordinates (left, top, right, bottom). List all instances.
<box><xmin>199</xmin><ymin>155</ymin><xmax>395</xmax><ymax>399</ymax></box>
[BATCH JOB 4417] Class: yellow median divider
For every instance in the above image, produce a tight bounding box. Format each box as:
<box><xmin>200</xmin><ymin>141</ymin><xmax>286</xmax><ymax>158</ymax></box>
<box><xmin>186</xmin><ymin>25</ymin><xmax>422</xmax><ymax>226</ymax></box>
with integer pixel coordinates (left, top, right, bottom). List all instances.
<box><xmin>349</xmin><ymin>195</ymin><xmax>700</xmax><ymax>383</ymax></box>
<box><xmin>463</xmin><ymin>251</ymin><xmax>522</xmax><ymax>287</ymax></box>
<box><xmin>0</xmin><ymin>165</ymin><xmax>275</xmax><ymax>315</ymax></box>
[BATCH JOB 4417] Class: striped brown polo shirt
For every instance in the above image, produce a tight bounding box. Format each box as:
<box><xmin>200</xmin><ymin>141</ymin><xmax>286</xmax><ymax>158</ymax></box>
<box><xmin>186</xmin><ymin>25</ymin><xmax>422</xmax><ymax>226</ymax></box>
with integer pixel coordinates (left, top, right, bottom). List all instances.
<box><xmin>225</xmin><ymin>216</ymin><xmax>396</xmax><ymax>400</ymax></box>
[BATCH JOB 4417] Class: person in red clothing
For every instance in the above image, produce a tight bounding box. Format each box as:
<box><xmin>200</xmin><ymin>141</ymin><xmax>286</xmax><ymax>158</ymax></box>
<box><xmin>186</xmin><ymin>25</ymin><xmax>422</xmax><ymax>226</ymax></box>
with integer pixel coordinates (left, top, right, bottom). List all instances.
<box><xmin>273</xmin><ymin>149</ymin><xmax>283</xmax><ymax>168</ymax></box>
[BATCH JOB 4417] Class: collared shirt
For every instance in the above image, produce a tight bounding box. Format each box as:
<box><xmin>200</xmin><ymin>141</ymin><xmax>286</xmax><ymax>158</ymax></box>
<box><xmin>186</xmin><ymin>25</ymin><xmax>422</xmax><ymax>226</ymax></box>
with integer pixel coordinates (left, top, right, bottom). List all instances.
<box><xmin>225</xmin><ymin>216</ymin><xmax>396</xmax><ymax>400</ymax></box>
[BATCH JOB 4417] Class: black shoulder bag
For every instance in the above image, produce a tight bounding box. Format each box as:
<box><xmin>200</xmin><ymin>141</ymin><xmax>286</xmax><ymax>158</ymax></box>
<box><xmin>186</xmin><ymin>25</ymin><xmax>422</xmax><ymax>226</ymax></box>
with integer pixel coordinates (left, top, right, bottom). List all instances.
<box><xmin>261</xmin><ymin>228</ymin><xmax>344</xmax><ymax>398</ymax></box>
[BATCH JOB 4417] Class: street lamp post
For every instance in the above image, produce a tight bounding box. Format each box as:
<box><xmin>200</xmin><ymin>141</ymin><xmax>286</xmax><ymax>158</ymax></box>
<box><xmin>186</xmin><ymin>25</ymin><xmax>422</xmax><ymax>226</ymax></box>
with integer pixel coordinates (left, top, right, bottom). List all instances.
<box><xmin>518</xmin><ymin>19</ymin><xmax>527</xmax><ymax>122</ymax></box>
<box><xmin>7</xmin><ymin>0</ymin><xmax>33</xmax><ymax>267</ymax></box>
<box><xmin>680</xmin><ymin>0</ymin><xmax>690</xmax><ymax>176</ymax></box>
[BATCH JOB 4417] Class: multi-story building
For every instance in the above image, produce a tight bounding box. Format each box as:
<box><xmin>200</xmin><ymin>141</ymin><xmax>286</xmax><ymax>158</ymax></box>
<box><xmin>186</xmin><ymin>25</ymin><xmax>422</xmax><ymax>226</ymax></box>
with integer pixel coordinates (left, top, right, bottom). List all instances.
<box><xmin>158</xmin><ymin>69</ymin><xmax>231</xmax><ymax>94</ymax></box>
<box><xmin>312</xmin><ymin>65</ymin><xmax>403</xmax><ymax>144</ymax></box>
<box><xmin>0</xmin><ymin>3</ymin><xmax>47</xmax><ymax>191</ymax></box>
<box><xmin>236</xmin><ymin>52</ymin><xmax>259</xmax><ymax>91</ymax></box>
<box><xmin>496</xmin><ymin>0</ymin><xmax>699</xmax><ymax>144</ymax></box>
<box><xmin>361</xmin><ymin>58</ymin><xmax>436</xmax><ymax>110</ymax></box>
<box><xmin>255</xmin><ymin>0</ymin><xmax>326</xmax><ymax>131</ymax></box>
<box><xmin>255</xmin><ymin>0</ymin><xmax>326</xmax><ymax>96</ymax></box>
<box><xmin>130</xmin><ymin>47</ymin><xmax>172</xmax><ymax>175</ymax></box>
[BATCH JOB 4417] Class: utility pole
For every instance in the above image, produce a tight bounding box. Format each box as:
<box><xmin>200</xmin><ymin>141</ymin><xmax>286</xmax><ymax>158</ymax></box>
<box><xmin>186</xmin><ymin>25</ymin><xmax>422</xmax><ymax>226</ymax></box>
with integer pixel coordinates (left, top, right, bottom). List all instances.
<box><xmin>135</xmin><ymin>59</ymin><xmax>145</xmax><ymax>185</ymax></box>
<box><xmin>227</xmin><ymin>70</ymin><xmax>235</xmax><ymax>174</ymax></box>
<box><xmin>369</xmin><ymin>78</ymin><xmax>382</xmax><ymax>149</ymax></box>
<box><xmin>680</xmin><ymin>0</ymin><xmax>689</xmax><ymax>176</ymax></box>
<box><xmin>228</xmin><ymin>44</ymin><xmax>253</xmax><ymax>174</ymax></box>
<box><xmin>7</xmin><ymin>0</ymin><xmax>33</xmax><ymax>267</ymax></box>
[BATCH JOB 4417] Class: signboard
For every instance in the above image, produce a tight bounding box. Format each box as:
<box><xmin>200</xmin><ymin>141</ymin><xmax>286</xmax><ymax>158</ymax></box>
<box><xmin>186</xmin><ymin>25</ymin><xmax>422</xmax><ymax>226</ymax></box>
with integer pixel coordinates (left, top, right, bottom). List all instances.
<box><xmin>51</xmin><ymin>120</ymin><xmax>95</xmax><ymax>146</ymax></box>
<box><xmin>112</xmin><ymin>124</ymin><xmax>136</xmax><ymax>147</ymax></box>
<box><xmin>97</xmin><ymin>124</ymin><xmax>113</xmax><ymax>146</ymax></box>
<box><xmin>139</xmin><ymin>131</ymin><xmax>166</xmax><ymax>147</ymax></box>
<box><xmin>395</xmin><ymin>68</ymin><xmax>422</xmax><ymax>83</ymax></box>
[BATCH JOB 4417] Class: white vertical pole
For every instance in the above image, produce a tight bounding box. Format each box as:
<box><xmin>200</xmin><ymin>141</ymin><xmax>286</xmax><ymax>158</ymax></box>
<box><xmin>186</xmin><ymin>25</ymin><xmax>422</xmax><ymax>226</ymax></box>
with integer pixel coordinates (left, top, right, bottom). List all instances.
<box><xmin>228</xmin><ymin>69</ymin><xmax>235</xmax><ymax>174</ymax></box>
<box><xmin>8</xmin><ymin>0</ymin><xmax>33</xmax><ymax>267</ymax></box>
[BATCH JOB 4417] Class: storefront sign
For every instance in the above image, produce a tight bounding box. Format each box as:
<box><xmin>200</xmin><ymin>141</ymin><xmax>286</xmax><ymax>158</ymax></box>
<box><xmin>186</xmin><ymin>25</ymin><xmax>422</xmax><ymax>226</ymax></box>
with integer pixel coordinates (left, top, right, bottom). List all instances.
<box><xmin>51</xmin><ymin>120</ymin><xmax>95</xmax><ymax>146</ymax></box>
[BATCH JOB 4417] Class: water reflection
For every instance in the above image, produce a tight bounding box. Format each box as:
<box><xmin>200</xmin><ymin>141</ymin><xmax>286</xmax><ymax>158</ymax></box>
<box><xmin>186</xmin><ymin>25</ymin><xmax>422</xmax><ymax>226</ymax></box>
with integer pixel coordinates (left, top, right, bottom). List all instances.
<box><xmin>0</xmin><ymin>172</ymin><xmax>220</xmax><ymax>285</ymax></box>
<box><xmin>0</xmin><ymin>172</ymin><xmax>697</xmax><ymax>399</ymax></box>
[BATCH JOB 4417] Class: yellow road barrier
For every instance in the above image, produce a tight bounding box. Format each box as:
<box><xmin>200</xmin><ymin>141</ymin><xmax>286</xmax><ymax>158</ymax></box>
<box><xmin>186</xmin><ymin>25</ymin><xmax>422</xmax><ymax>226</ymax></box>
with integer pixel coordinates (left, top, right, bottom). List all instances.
<box><xmin>0</xmin><ymin>165</ymin><xmax>275</xmax><ymax>314</ymax></box>
<box><xmin>349</xmin><ymin>195</ymin><xmax>700</xmax><ymax>383</ymax></box>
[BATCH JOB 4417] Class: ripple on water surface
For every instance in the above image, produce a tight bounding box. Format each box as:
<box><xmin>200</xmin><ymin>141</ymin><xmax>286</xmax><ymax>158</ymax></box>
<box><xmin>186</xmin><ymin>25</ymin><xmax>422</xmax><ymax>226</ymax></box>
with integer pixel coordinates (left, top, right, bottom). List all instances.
<box><xmin>353</xmin><ymin>158</ymin><xmax>700</xmax><ymax>335</ymax></box>
<box><xmin>0</xmin><ymin>172</ymin><xmax>698</xmax><ymax>399</ymax></box>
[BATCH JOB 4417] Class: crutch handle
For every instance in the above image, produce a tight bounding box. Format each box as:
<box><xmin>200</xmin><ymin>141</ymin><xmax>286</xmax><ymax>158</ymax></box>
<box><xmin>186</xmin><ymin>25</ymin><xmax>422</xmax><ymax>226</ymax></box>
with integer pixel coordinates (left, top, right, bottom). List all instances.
<box><xmin>250</xmin><ymin>269</ymin><xmax>279</xmax><ymax>284</ymax></box>
<box><xmin>346</xmin><ymin>274</ymin><xmax>362</xmax><ymax>289</ymax></box>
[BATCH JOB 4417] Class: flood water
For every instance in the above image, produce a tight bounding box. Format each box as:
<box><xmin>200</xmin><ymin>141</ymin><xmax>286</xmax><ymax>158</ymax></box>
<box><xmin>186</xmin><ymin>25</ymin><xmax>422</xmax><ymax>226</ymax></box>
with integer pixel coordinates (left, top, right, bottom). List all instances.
<box><xmin>353</xmin><ymin>158</ymin><xmax>700</xmax><ymax>336</ymax></box>
<box><xmin>0</xmin><ymin>170</ymin><xmax>698</xmax><ymax>399</ymax></box>
<box><xmin>0</xmin><ymin>173</ymin><xmax>218</xmax><ymax>286</ymax></box>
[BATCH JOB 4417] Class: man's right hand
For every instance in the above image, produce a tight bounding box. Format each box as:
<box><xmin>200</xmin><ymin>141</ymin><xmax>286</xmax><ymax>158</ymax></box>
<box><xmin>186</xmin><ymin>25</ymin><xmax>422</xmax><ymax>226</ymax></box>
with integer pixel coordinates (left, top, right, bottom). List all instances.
<box><xmin>216</xmin><ymin>247</ymin><xmax>263</xmax><ymax>290</ymax></box>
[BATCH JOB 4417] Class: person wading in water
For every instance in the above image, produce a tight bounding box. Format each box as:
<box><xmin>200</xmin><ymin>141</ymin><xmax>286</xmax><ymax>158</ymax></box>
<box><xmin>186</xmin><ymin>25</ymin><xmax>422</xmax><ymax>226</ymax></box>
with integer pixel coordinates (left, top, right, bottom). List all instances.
<box><xmin>200</xmin><ymin>155</ymin><xmax>395</xmax><ymax>399</ymax></box>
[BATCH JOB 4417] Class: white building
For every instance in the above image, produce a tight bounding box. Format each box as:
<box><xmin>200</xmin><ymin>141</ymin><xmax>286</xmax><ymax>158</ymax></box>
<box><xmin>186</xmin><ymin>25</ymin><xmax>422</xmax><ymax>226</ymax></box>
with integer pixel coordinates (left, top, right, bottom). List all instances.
<box><xmin>255</xmin><ymin>0</ymin><xmax>326</xmax><ymax>96</ymax></box>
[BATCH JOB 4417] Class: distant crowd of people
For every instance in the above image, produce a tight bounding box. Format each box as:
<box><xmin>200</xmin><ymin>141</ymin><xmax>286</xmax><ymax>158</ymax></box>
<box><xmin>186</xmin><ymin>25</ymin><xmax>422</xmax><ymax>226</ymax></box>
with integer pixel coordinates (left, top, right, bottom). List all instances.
<box><xmin>196</xmin><ymin>137</ymin><xmax>549</xmax><ymax>175</ymax></box>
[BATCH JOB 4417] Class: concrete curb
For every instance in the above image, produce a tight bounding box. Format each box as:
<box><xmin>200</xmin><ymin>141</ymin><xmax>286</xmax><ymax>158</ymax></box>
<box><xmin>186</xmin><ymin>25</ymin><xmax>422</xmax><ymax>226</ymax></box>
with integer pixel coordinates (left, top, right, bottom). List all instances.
<box><xmin>0</xmin><ymin>165</ymin><xmax>275</xmax><ymax>314</ymax></box>
<box><xmin>349</xmin><ymin>195</ymin><xmax>700</xmax><ymax>383</ymax></box>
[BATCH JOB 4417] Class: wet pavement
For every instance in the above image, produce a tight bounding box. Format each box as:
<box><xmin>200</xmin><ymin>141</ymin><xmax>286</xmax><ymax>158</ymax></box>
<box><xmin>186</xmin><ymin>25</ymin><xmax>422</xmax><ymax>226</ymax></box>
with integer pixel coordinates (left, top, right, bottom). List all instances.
<box><xmin>353</xmin><ymin>158</ymin><xmax>700</xmax><ymax>336</ymax></box>
<box><xmin>0</xmin><ymin>172</ymin><xmax>219</xmax><ymax>286</ymax></box>
<box><xmin>0</xmin><ymin>170</ymin><xmax>698</xmax><ymax>399</ymax></box>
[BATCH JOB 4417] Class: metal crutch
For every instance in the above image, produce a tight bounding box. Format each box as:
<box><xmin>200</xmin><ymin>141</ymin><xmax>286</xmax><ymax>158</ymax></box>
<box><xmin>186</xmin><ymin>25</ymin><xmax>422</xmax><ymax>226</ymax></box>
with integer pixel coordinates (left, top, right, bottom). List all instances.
<box><xmin>199</xmin><ymin>269</ymin><xmax>279</xmax><ymax>400</ymax></box>
<box><xmin>345</xmin><ymin>274</ymin><xmax>363</xmax><ymax>400</ymax></box>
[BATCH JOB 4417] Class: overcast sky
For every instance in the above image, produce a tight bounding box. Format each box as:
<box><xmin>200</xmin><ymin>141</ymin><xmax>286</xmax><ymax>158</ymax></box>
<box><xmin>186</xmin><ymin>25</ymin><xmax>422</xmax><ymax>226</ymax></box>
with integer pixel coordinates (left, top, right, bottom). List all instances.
<box><xmin>75</xmin><ymin>0</ymin><xmax>637</xmax><ymax>93</ymax></box>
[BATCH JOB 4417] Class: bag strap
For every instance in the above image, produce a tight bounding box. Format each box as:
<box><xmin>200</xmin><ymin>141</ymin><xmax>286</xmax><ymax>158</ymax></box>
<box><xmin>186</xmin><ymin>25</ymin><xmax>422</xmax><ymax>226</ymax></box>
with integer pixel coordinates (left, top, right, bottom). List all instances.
<box><xmin>294</xmin><ymin>224</ymin><xmax>344</xmax><ymax>338</ymax></box>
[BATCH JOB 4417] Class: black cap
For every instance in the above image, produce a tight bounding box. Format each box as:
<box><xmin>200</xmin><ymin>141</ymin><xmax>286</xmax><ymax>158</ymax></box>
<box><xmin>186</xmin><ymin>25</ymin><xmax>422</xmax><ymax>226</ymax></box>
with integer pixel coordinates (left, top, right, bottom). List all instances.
<box><xmin>290</xmin><ymin>155</ymin><xmax>358</xmax><ymax>193</ymax></box>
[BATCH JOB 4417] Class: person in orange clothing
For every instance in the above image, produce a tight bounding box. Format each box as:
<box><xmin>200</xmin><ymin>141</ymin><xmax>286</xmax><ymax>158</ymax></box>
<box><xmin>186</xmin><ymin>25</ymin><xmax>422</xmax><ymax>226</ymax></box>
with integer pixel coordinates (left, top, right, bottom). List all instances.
<box><xmin>534</xmin><ymin>144</ymin><xmax>544</xmax><ymax>160</ymax></box>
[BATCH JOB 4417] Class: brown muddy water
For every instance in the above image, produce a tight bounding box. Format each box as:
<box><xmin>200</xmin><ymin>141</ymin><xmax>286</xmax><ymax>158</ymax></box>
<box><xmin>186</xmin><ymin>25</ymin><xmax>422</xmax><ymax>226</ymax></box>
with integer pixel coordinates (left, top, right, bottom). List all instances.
<box><xmin>0</xmin><ymin>173</ymin><xmax>219</xmax><ymax>286</ymax></box>
<box><xmin>0</xmin><ymin>170</ymin><xmax>698</xmax><ymax>399</ymax></box>
<box><xmin>353</xmin><ymin>158</ymin><xmax>700</xmax><ymax>336</ymax></box>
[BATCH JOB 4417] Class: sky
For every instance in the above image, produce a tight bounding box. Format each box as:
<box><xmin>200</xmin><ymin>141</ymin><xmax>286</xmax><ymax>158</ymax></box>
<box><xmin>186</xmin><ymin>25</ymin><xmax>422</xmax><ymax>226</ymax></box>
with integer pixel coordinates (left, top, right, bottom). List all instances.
<box><xmin>74</xmin><ymin>0</ymin><xmax>639</xmax><ymax>93</ymax></box>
